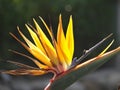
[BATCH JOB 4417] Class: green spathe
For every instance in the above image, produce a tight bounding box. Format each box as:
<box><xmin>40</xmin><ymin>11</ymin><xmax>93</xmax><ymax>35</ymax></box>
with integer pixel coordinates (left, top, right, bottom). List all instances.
<box><xmin>48</xmin><ymin>46</ymin><xmax>120</xmax><ymax>90</ymax></box>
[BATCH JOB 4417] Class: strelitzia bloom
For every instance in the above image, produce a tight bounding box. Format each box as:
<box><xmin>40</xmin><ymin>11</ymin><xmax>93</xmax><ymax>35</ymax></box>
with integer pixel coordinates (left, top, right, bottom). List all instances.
<box><xmin>3</xmin><ymin>15</ymin><xmax>120</xmax><ymax>90</ymax></box>
<box><xmin>8</xmin><ymin>15</ymin><xmax>74</xmax><ymax>75</ymax></box>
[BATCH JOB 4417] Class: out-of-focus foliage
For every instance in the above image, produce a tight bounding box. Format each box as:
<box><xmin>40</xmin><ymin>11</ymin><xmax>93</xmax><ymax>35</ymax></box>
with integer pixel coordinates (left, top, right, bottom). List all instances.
<box><xmin>0</xmin><ymin>0</ymin><xmax>117</xmax><ymax>68</ymax></box>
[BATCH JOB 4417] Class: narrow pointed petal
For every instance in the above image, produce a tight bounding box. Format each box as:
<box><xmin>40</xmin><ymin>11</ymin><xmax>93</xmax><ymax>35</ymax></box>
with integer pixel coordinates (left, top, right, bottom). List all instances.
<box><xmin>7</xmin><ymin>60</ymin><xmax>38</xmax><ymax>69</ymax></box>
<box><xmin>55</xmin><ymin>42</ymin><xmax>68</xmax><ymax>70</ymax></box>
<box><xmin>3</xmin><ymin>69</ymin><xmax>46</xmax><ymax>75</ymax></box>
<box><xmin>39</xmin><ymin>17</ymin><xmax>53</xmax><ymax>38</ymax></box>
<box><xmin>57</xmin><ymin>15</ymin><xmax>66</xmax><ymax>45</ymax></box>
<box><xmin>25</xmin><ymin>24</ymin><xmax>46</xmax><ymax>55</ymax></box>
<box><xmin>9</xmin><ymin>50</ymin><xmax>49</xmax><ymax>69</ymax></box>
<box><xmin>9</xmin><ymin>49</ymin><xmax>49</xmax><ymax>71</ymax></box>
<box><xmin>18</xmin><ymin>28</ymin><xmax>40</xmax><ymax>50</ymax></box>
<box><xmin>66</xmin><ymin>15</ymin><xmax>74</xmax><ymax>62</ymax></box>
<box><xmin>33</xmin><ymin>19</ymin><xmax>58</xmax><ymax>65</ymax></box>
<box><xmin>29</xmin><ymin>48</ymin><xmax>52</xmax><ymax>67</ymax></box>
<box><xmin>48</xmin><ymin>46</ymin><xmax>120</xmax><ymax>90</ymax></box>
<box><xmin>57</xmin><ymin>15</ymin><xmax>71</xmax><ymax>66</ymax></box>
<box><xmin>11</xmin><ymin>28</ymin><xmax>52</xmax><ymax>67</ymax></box>
<box><xmin>99</xmin><ymin>40</ymin><xmax>114</xmax><ymax>56</ymax></box>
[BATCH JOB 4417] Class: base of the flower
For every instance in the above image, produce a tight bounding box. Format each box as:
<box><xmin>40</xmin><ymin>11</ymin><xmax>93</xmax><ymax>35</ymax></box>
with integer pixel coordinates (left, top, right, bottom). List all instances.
<box><xmin>44</xmin><ymin>71</ymin><xmax>65</xmax><ymax>90</ymax></box>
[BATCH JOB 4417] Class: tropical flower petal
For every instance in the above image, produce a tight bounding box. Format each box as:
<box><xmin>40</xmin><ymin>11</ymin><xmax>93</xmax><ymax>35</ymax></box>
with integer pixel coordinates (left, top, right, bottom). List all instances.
<box><xmin>39</xmin><ymin>16</ymin><xmax>53</xmax><ymax>38</ymax></box>
<box><xmin>7</xmin><ymin>60</ymin><xmax>39</xmax><ymax>70</ymax></box>
<box><xmin>99</xmin><ymin>40</ymin><xmax>114</xmax><ymax>56</ymax></box>
<box><xmin>17</xmin><ymin>28</ymin><xmax>52</xmax><ymax>67</ymax></box>
<box><xmin>57</xmin><ymin>15</ymin><xmax>71</xmax><ymax>66</ymax></box>
<box><xmin>9</xmin><ymin>34</ymin><xmax>49</xmax><ymax>70</ymax></box>
<box><xmin>3</xmin><ymin>69</ymin><xmax>46</xmax><ymax>75</ymax></box>
<box><xmin>57</xmin><ymin>15</ymin><xmax>66</xmax><ymax>46</ymax></box>
<box><xmin>25</xmin><ymin>24</ymin><xmax>47</xmax><ymax>55</ymax></box>
<box><xmin>55</xmin><ymin>42</ymin><xmax>68</xmax><ymax>71</ymax></box>
<box><xmin>33</xmin><ymin>19</ymin><xmax>58</xmax><ymax>65</ymax></box>
<box><xmin>66</xmin><ymin>15</ymin><xmax>74</xmax><ymax>61</ymax></box>
<box><xmin>8</xmin><ymin>50</ymin><xmax>49</xmax><ymax>69</ymax></box>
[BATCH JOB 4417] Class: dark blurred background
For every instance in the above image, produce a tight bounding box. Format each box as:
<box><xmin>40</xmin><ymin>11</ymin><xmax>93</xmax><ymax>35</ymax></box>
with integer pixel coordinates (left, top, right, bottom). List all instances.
<box><xmin>0</xmin><ymin>0</ymin><xmax>120</xmax><ymax>90</ymax></box>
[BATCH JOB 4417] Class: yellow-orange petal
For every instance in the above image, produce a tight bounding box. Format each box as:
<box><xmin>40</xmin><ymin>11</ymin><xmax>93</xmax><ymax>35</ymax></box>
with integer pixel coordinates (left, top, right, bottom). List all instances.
<box><xmin>39</xmin><ymin>16</ymin><xmax>53</xmax><ymax>38</ymax></box>
<box><xmin>57</xmin><ymin>14</ymin><xmax>66</xmax><ymax>44</ymax></box>
<box><xmin>8</xmin><ymin>50</ymin><xmax>49</xmax><ymax>70</ymax></box>
<box><xmin>66</xmin><ymin>15</ymin><xmax>74</xmax><ymax>62</ymax></box>
<box><xmin>99</xmin><ymin>40</ymin><xmax>114</xmax><ymax>56</ymax></box>
<box><xmin>17</xmin><ymin>28</ymin><xmax>52</xmax><ymax>67</ymax></box>
<box><xmin>25</xmin><ymin>24</ymin><xmax>46</xmax><ymax>55</ymax></box>
<box><xmin>33</xmin><ymin>19</ymin><xmax>58</xmax><ymax>65</ymax></box>
<box><xmin>55</xmin><ymin>42</ymin><xmax>68</xmax><ymax>70</ymax></box>
<box><xmin>57</xmin><ymin>15</ymin><xmax>71</xmax><ymax>66</ymax></box>
<box><xmin>32</xmin><ymin>58</ymin><xmax>49</xmax><ymax>69</ymax></box>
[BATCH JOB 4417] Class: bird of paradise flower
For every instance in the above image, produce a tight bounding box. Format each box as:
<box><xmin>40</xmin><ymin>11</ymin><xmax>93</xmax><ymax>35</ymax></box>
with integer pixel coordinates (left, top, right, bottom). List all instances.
<box><xmin>2</xmin><ymin>15</ymin><xmax>120</xmax><ymax>90</ymax></box>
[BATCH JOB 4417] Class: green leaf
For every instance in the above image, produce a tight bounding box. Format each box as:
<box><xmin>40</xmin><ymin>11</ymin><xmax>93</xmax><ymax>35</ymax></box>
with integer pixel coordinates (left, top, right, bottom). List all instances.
<box><xmin>48</xmin><ymin>46</ymin><xmax>120</xmax><ymax>90</ymax></box>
